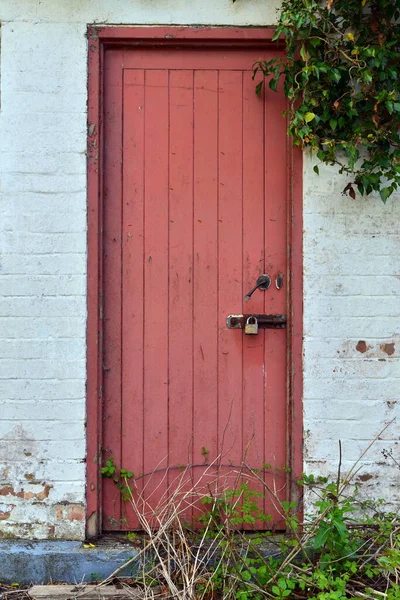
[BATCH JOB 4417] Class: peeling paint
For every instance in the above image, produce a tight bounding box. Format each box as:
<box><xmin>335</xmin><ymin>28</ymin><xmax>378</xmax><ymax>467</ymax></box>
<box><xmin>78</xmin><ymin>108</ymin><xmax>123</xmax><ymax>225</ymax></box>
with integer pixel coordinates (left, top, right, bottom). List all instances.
<box><xmin>349</xmin><ymin>338</ymin><xmax>398</xmax><ymax>359</ymax></box>
<box><xmin>86</xmin><ymin>511</ymin><xmax>98</xmax><ymax>539</ymax></box>
<box><xmin>0</xmin><ymin>484</ymin><xmax>51</xmax><ymax>501</ymax></box>
<box><xmin>381</xmin><ymin>343</ymin><xmax>395</xmax><ymax>356</ymax></box>
<box><xmin>358</xmin><ymin>473</ymin><xmax>373</xmax><ymax>482</ymax></box>
<box><xmin>356</xmin><ymin>340</ymin><xmax>368</xmax><ymax>353</ymax></box>
<box><xmin>0</xmin><ymin>505</ymin><xmax>14</xmax><ymax>520</ymax></box>
<box><xmin>386</xmin><ymin>400</ymin><xmax>397</xmax><ymax>409</ymax></box>
<box><xmin>66</xmin><ymin>504</ymin><xmax>85</xmax><ymax>522</ymax></box>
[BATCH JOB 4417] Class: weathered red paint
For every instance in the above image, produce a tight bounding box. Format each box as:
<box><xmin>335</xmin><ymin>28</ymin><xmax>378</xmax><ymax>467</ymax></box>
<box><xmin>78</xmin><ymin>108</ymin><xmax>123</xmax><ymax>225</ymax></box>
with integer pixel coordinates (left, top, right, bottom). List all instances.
<box><xmin>87</xmin><ymin>27</ymin><xmax>303</xmax><ymax>537</ymax></box>
<box><xmin>86</xmin><ymin>29</ymin><xmax>102</xmax><ymax>539</ymax></box>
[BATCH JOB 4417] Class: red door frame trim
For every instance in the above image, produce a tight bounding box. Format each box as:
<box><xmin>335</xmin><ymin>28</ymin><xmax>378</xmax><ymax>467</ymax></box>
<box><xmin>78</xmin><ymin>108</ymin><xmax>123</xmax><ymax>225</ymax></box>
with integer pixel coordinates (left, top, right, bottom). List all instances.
<box><xmin>86</xmin><ymin>25</ymin><xmax>303</xmax><ymax>538</ymax></box>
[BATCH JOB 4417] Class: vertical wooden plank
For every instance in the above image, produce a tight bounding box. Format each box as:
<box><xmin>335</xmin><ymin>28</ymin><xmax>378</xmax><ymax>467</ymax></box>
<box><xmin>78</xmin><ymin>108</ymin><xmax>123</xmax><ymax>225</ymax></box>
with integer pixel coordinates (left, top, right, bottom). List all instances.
<box><xmin>121</xmin><ymin>69</ymin><xmax>145</xmax><ymax>528</ymax></box>
<box><xmin>218</xmin><ymin>71</ymin><xmax>243</xmax><ymax>486</ymax></box>
<box><xmin>264</xmin><ymin>75</ymin><xmax>288</xmax><ymax>515</ymax></box>
<box><xmin>102</xmin><ymin>49</ymin><xmax>123</xmax><ymax>529</ymax></box>
<box><xmin>242</xmin><ymin>70</ymin><xmax>266</xmax><ymax>525</ymax></box>
<box><xmin>193</xmin><ymin>71</ymin><xmax>219</xmax><ymax>496</ymax></box>
<box><xmin>168</xmin><ymin>70</ymin><xmax>194</xmax><ymax>500</ymax></box>
<box><xmin>142</xmin><ymin>69</ymin><xmax>170</xmax><ymax>514</ymax></box>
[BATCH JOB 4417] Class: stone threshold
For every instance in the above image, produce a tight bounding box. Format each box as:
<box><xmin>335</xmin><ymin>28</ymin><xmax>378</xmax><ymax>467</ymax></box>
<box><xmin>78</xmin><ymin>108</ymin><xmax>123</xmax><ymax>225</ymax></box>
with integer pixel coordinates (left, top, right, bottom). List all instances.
<box><xmin>2</xmin><ymin>536</ymin><xmax>282</xmax><ymax>585</ymax></box>
<box><xmin>0</xmin><ymin>541</ymin><xmax>137</xmax><ymax>585</ymax></box>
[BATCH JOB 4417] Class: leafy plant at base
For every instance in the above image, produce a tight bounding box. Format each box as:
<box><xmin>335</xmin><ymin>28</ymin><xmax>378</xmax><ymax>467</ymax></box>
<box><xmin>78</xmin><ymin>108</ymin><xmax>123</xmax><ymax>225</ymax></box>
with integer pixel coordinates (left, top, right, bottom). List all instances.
<box><xmin>101</xmin><ymin>456</ymin><xmax>134</xmax><ymax>501</ymax></box>
<box><xmin>253</xmin><ymin>0</ymin><xmax>400</xmax><ymax>202</ymax></box>
<box><xmin>199</xmin><ymin>482</ymin><xmax>271</xmax><ymax>529</ymax></box>
<box><xmin>98</xmin><ymin>445</ymin><xmax>400</xmax><ymax>599</ymax></box>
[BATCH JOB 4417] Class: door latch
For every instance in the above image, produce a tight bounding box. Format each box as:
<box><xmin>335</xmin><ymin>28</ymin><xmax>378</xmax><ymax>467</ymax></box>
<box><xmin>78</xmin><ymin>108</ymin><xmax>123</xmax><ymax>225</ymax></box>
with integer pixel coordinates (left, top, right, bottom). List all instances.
<box><xmin>226</xmin><ymin>314</ymin><xmax>286</xmax><ymax>329</ymax></box>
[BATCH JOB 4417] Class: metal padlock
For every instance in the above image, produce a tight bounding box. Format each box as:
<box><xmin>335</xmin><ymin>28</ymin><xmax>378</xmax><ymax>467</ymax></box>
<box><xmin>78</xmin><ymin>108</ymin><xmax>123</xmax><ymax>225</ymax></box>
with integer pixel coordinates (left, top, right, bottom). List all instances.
<box><xmin>244</xmin><ymin>316</ymin><xmax>258</xmax><ymax>335</ymax></box>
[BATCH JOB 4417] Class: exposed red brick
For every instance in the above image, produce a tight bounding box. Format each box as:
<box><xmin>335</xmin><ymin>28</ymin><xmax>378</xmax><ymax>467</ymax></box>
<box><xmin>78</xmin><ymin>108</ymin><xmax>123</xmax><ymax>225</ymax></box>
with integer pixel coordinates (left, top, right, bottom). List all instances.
<box><xmin>381</xmin><ymin>343</ymin><xmax>395</xmax><ymax>356</ymax></box>
<box><xmin>66</xmin><ymin>504</ymin><xmax>84</xmax><ymax>521</ymax></box>
<box><xmin>0</xmin><ymin>484</ymin><xmax>51</xmax><ymax>500</ymax></box>
<box><xmin>358</xmin><ymin>473</ymin><xmax>373</xmax><ymax>482</ymax></box>
<box><xmin>356</xmin><ymin>340</ymin><xmax>368</xmax><ymax>353</ymax></box>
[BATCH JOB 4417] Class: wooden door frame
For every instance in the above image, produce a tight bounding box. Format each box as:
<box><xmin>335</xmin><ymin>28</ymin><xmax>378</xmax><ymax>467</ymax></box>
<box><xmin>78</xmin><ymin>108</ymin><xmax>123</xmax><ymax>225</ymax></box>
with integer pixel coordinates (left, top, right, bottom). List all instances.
<box><xmin>86</xmin><ymin>25</ymin><xmax>303</xmax><ymax>539</ymax></box>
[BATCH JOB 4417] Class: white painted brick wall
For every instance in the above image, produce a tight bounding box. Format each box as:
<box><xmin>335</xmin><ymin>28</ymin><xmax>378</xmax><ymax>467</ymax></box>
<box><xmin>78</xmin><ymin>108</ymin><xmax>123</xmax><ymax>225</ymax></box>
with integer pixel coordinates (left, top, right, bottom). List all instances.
<box><xmin>303</xmin><ymin>159</ymin><xmax>400</xmax><ymax>511</ymax></box>
<box><xmin>0</xmin><ymin>0</ymin><xmax>399</xmax><ymax>539</ymax></box>
<box><xmin>0</xmin><ymin>12</ymin><xmax>88</xmax><ymax>539</ymax></box>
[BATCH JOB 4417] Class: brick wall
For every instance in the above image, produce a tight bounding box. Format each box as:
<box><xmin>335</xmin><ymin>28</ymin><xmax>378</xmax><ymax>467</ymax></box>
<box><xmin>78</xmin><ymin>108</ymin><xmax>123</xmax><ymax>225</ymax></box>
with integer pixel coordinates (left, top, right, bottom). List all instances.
<box><xmin>303</xmin><ymin>161</ymin><xmax>400</xmax><ymax>511</ymax></box>
<box><xmin>0</xmin><ymin>0</ymin><xmax>398</xmax><ymax>539</ymax></box>
<box><xmin>0</xmin><ymin>18</ymin><xmax>88</xmax><ymax>539</ymax></box>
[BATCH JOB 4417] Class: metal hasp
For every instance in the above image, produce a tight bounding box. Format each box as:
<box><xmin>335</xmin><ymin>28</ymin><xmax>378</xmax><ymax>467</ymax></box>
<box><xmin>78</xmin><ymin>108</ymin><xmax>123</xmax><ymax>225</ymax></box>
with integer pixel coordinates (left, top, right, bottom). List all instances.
<box><xmin>226</xmin><ymin>314</ymin><xmax>286</xmax><ymax>329</ymax></box>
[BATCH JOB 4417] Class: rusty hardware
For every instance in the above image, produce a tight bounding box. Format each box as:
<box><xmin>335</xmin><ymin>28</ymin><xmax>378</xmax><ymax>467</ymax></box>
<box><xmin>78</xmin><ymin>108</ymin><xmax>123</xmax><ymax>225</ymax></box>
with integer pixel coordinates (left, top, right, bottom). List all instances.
<box><xmin>226</xmin><ymin>314</ymin><xmax>286</xmax><ymax>330</ymax></box>
<box><xmin>244</xmin><ymin>316</ymin><xmax>259</xmax><ymax>335</ymax></box>
<box><xmin>275</xmin><ymin>272</ymin><xmax>284</xmax><ymax>290</ymax></box>
<box><xmin>244</xmin><ymin>274</ymin><xmax>271</xmax><ymax>302</ymax></box>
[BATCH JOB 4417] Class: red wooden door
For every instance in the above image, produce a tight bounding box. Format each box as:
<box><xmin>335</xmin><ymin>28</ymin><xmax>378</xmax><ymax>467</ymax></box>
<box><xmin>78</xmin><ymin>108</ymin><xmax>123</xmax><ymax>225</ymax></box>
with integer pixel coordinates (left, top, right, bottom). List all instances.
<box><xmin>102</xmin><ymin>42</ymin><xmax>290</xmax><ymax>531</ymax></box>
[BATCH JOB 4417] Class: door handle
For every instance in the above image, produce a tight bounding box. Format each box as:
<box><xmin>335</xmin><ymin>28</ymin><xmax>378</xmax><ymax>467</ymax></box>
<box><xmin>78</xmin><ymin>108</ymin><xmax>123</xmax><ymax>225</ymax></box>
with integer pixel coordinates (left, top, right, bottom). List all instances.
<box><xmin>226</xmin><ymin>314</ymin><xmax>286</xmax><ymax>329</ymax></box>
<box><xmin>244</xmin><ymin>274</ymin><xmax>271</xmax><ymax>302</ymax></box>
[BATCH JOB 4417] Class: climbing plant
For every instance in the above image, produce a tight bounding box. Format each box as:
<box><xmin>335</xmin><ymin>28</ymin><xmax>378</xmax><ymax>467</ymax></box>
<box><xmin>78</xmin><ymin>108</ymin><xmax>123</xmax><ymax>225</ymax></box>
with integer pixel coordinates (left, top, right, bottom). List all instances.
<box><xmin>252</xmin><ymin>0</ymin><xmax>400</xmax><ymax>201</ymax></box>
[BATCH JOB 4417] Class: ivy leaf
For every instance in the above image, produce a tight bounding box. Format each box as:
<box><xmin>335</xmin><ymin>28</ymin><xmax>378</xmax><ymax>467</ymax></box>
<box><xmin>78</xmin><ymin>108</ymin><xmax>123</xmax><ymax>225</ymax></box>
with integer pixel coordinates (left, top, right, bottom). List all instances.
<box><xmin>255</xmin><ymin>81</ymin><xmax>263</xmax><ymax>97</ymax></box>
<box><xmin>300</xmin><ymin>45</ymin><xmax>310</xmax><ymax>61</ymax></box>
<box><xmin>330</xmin><ymin>118</ymin><xmax>338</xmax><ymax>131</ymax></box>
<box><xmin>269</xmin><ymin>77</ymin><xmax>279</xmax><ymax>92</ymax></box>
<box><xmin>304</xmin><ymin>112</ymin><xmax>316</xmax><ymax>123</ymax></box>
<box><xmin>313</xmin><ymin>165</ymin><xmax>320</xmax><ymax>175</ymax></box>
<box><xmin>343</xmin><ymin>183</ymin><xmax>356</xmax><ymax>199</ymax></box>
<box><xmin>379</xmin><ymin>187</ymin><xmax>391</xmax><ymax>203</ymax></box>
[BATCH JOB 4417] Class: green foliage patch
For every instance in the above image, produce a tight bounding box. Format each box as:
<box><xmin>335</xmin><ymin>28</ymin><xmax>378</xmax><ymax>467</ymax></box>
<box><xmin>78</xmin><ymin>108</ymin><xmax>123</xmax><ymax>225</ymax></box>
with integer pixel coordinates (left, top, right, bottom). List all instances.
<box><xmin>253</xmin><ymin>0</ymin><xmax>400</xmax><ymax>201</ymax></box>
<box><xmin>100</xmin><ymin>451</ymin><xmax>400</xmax><ymax>599</ymax></box>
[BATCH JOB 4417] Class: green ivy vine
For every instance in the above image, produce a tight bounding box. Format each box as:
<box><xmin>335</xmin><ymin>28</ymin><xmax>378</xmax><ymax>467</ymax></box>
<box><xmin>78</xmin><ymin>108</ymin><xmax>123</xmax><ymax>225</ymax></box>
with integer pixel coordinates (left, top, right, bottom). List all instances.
<box><xmin>252</xmin><ymin>0</ymin><xmax>400</xmax><ymax>201</ymax></box>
